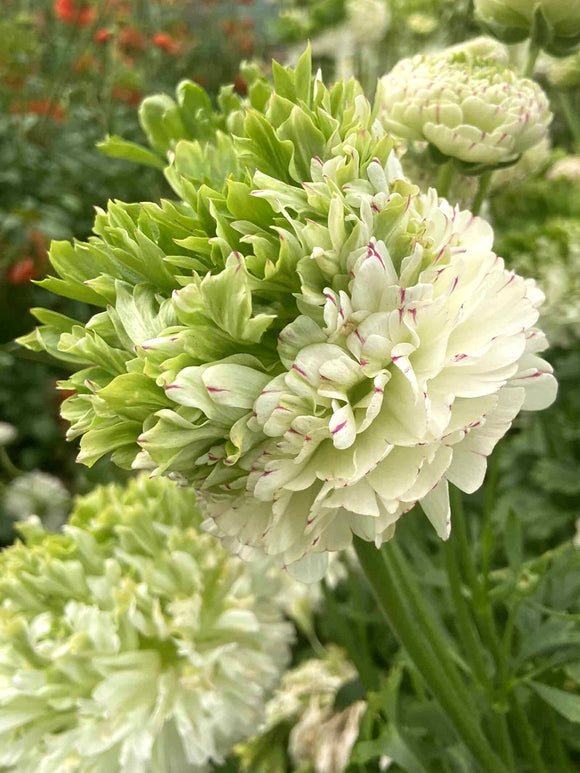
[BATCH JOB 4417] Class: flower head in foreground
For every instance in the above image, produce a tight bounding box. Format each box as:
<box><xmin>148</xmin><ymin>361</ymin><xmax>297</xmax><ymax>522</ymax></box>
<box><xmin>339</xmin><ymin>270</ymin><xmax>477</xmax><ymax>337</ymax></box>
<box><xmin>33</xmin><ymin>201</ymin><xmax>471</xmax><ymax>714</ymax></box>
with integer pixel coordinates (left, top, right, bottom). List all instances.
<box><xmin>377</xmin><ymin>39</ymin><xmax>552</xmax><ymax>173</ymax></box>
<box><xmin>21</xmin><ymin>50</ymin><xmax>557</xmax><ymax>581</ymax></box>
<box><xmin>0</xmin><ymin>475</ymin><xmax>293</xmax><ymax>772</ymax></box>
<box><xmin>475</xmin><ymin>0</ymin><xmax>580</xmax><ymax>56</ymax></box>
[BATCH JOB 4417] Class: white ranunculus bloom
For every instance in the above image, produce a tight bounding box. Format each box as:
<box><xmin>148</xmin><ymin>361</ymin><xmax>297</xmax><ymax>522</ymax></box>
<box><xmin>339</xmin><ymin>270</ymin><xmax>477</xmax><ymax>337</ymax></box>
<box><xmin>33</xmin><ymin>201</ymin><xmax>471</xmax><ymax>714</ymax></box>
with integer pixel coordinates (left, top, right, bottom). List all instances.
<box><xmin>202</xmin><ymin>155</ymin><xmax>557</xmax><ymax>582</ymax></box>
<box><xmin>377</xmin><ymin>42</ymin><xmax>552</xmax><ymax>171</ymax></box>
<box><xmin>0</xmin><ymin>476</ymin><xmax>293</xmax><ymax>772</ymax></box>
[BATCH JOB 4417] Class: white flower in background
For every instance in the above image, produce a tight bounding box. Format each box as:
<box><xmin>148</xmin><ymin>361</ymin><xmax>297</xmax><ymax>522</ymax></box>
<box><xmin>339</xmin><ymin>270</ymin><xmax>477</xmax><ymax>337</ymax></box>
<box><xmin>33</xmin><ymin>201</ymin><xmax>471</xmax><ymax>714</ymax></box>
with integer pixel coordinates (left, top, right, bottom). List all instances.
<box><xmin>377</xmin><ymin>40</ymin><xmax>552</xmax><ymax>171</ymax></box>
<box><xmin>346</xmin><ymin>0</ymin><xmax>390</xmax><ymax>45</ymax></box>
<box><xmin>0</xmin><ymin>475</ymin><xmax>293</xmax><ymax>772</ymax></box>
<box><xmin>306</xmin><ymin>0</ymin><xmax>390</xmax><ymax>79</ymax></box>
<box><xmin>475</xmin><ymin>0</ymin><xmax>580</xmax><ymax>56</ymax></box>
<box><xmin>289</xmin><ymin>699</ymin><xmax>366</xmax><ymax>773</ymax></box>
<box><xmin>545</xmin><ymin>50</ymin><xmax>580</xmax><ymax>89</ymax></box>
<box><xmin>239</xmin><ymin>647</ymin><xmax>363</xmax><ymax>773</ymax></box>
<box><xmin>2</xmin><ymin>471</ymin><xmax>70</xmax><ymax>532</ymax></box>
<box><xmin>0</xmin><ymin>422</ymin><xmax>17</xmax><ymax>447</ymax></box>
<box><xmin>547</xmin><ymin>156</ymin><xmax>580</xmax><ymax>181</ymax></box>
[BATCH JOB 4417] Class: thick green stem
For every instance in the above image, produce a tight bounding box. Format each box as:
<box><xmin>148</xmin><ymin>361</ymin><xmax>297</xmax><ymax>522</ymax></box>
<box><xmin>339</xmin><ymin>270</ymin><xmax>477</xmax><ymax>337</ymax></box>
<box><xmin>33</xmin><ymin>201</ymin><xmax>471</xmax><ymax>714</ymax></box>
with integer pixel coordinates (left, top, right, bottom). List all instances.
<box><xmin>353</xmin><ymin>537</ymin><xmax>509</xmax><ymax>773</ymax></box>
<box><xmin>472</xmin><ymin>171</ymin><xmax>492</xmax><ymax>217</ymax></box>
<box><xmin>388</xmin><ymin>542</ymin><xmax>476</xmax><ymax>706</ymax></box>
<box><xmin>448</xmin><ymin>487</ymin><xmax>516</xmax><ymax>769</ymax></box>
<box><xmin>437</xmin><ymin>160</ymin><xmax>456</xmax><ymax>199</ymax></box>
<box><xmin>523</xmin><ymin>39</ymin><xmax>541</xmax><ymax>78</ymax></box>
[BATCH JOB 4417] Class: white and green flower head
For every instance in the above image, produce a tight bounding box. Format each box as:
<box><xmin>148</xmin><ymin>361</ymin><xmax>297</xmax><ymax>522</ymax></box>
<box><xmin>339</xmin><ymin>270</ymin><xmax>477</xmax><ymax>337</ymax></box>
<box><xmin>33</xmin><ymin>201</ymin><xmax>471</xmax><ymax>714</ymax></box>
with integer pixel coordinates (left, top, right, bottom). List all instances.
<box><xmin>21</xmin><ymin>49</ymin><xmax>557</xmax><ymax>582</ymax></box>
<box><xmin>377</xmin><ymin>38</ymin><xmax>552</xmax><ymax>174</ymax></box>
<box><xmin>475</xmin><ymin>0</ymin><xmax>580</xmax><ymax>56</ymax></box>
<box><xmin>0</xmin><ymin>475</ymin><xmax>293</xmax><ymax>772</ymax></box>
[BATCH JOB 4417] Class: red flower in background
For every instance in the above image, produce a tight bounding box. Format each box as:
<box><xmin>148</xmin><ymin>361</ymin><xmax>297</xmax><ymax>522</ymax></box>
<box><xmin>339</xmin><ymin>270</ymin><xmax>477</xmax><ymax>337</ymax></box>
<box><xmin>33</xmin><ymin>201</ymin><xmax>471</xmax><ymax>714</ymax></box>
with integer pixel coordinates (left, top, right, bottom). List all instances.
<box><xmin>10</xmin><ymin>99</ymin><xmax>66</xmax><ymax>123</ymax></box>
<box><xmin>119</xmin><ymin>27</ymin><xmax>146</xmax><ymax>52</ymax></box>
<box><xmin>53</xmin><ymin>0</ymin><xmax>96</xmax><ymax>26</ymax></box>
<box><xmin>5</xmin><ymin>259</ymin><xmax>39</xmax><ymax>285</ymax></box>
<box><xmin>112</xmin><ymin>85</ymin><xmax>142</xmax><ymax>105</ymax></box>
<box><xmin>94</xmin><ymin>28</ymin><xmax>113</xmax><ymax>43</ymax></box>
<box><xmin>152</xmin><ymin>32</ymin><xmax>180</xmax><ymax>54</ymax></box>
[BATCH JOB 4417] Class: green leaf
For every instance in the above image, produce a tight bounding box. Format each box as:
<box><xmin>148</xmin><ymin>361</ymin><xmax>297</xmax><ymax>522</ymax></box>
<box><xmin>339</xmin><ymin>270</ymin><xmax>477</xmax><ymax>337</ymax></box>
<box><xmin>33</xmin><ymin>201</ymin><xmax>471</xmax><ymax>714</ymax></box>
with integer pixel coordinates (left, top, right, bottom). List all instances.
<box><xmin>97</xmin><ymin>135</ymin><xmax>165</xmax><ymax>170</ymax></box>
<box><xmin>294</xmin><ymin>44</ymin><xmax>312</xmax><ymax>104</ymax></box>
<box><xmin>351</xmin><ymin>725</ymin><xmax>431</xmax><ymax>773</ymax></box>
<box><xmin>271</xmin><ymin>59</ymin><xmax>297</xmax><ymax>103</ymax></box>
<box><xmin>530</xmin><ymin>681</ymin><xmax>580</xmax><ymax>723</ymax></box>
<box><xmin>176</xmin><ymin>80</ymin><xmax>214</xmax><ymax>140</ymax></box>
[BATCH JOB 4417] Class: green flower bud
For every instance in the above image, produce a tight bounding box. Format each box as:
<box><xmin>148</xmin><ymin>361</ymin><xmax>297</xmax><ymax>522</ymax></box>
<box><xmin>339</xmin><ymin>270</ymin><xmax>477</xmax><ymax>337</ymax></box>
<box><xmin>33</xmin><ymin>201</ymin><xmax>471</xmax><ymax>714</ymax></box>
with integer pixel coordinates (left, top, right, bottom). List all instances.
<box><xmin>0</xmin><ymin>475</ymin><xmax>293</xmax><ymax>771</ymax></box>
<box><xmin>475</xmin><ymin>0</ymin><xmax>580</xmax><ymax>56</ymax></box>
<box><xmin>377</xmin><ymin>40</ymin><xmax>552</xmax><ymax>174</ymax></box>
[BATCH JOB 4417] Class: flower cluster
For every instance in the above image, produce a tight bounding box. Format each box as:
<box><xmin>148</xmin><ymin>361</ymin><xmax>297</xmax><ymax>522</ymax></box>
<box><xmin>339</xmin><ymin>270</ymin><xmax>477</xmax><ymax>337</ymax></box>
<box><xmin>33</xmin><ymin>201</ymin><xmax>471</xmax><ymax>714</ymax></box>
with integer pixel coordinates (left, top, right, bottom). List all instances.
<box><xmin>377</xmin><ymin>38</ymin><xmax>552</xmax><ymax>173</ymax></box>
<box><xmin>21</xmin><ymin>50</ymin><xmax>557</xmax><ymax>581</ymax></box>
<box><xmin>0</xmin><ymin>474</ymin><xmax>293</xmax><ymax>771</ymax></box>
<box><xmin>475</xmin><ymin>0</ymin><xmax>580</xmax><ymax>57</ymax></box>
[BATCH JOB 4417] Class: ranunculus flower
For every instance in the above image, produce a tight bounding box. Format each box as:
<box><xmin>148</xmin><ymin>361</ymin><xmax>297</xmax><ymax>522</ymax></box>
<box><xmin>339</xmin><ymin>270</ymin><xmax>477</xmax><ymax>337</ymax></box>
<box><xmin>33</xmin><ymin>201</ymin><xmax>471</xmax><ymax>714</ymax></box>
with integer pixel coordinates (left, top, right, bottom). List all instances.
<box><xmin>94</xmin><ymin>28</ymin><xmax>114</xmax><ymax>43</ymax></box>
<box><xmin>21</xmin><ymin>51</ymin><xmax>557</xmax><ymax>582</ymax></box>
<box><xmin>475</xmin><ymin>0</ymin><xmax>580</xmax><ymax>56</ymax></box>
<box><xmin>5</xmin><ymin>258</ymin><xmax>39</xmax><ymax>284</ymax></box>
<box><xmin>152</xmin><ymin>32</ymin><xmax>180</xmax><ymax>54</ymax></box>
<box><xmin>53</xmin><ymin>0</ymin><xmax>96</xmax><ymax>26</ymax></box>
<box><xmin>0</xmin><ymin>475</ymin><xmax>293</xmax><ymax>771</ymax></box>
<box><xmin>377</xmin><ymin>39</ymin><xmax>552</xmax><ymax>173</ymax></box>
<box><xmin>119</xmin><ymin>27</ymin><xmax>146</xmax><ymax>52</ymax></box>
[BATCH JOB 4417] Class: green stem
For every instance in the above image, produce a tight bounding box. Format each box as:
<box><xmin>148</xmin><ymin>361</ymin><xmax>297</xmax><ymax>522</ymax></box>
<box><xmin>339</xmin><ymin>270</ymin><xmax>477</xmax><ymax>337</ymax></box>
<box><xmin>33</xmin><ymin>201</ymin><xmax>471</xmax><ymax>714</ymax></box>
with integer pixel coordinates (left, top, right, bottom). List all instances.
<box><xmin>508</xmin><ymin>691</ymin><xmax>548</xmax><ymax>773</ymax></box>
<box><xmin>0</xmin><ymin>448</ymin><xmax>21</xmax><ymax>480</ymax></box>
<box><xmin>388</xmin><ymin>541</ymin><xmax>476</xmax><ymax>704</ymax></box>
<box><xmin>353</xmin><ymin>537</ymin><xmax>509</xmax><ymax>773</ymax></box>
<box><xmin>523</xmin><ymin>39</ymin><xmax>541</xmax><ymax>78</ymax></box>
<box><xmin>449</xmin><ymin>488</ymin><xmax>516</xmax><ymax>770</ymax></box>
<box><xmin>558</xmin><ymin>91</ymin><xmax>580</xmax><ymax>146</ymax></box>
<box><xmin>436</xmin><ymin>160</ymin><xmax>455</xmax><ymax>199</ymax></box>
<box><xmin>472</xmin><ymin>171</ymin><xmax>492</xmax><ymax>217</ymax></box>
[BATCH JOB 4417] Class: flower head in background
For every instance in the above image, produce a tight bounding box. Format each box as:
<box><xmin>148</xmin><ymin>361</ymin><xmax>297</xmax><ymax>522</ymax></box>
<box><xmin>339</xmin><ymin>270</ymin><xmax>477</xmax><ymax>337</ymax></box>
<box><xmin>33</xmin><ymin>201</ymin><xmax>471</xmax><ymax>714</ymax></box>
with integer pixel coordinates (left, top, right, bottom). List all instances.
<box><xmin>0</xmin><ymin>422</ymin><xmax>17</xmax><ymax>447</ymax></box>
<box><xmin>21</xmin><ymin>50</ymin><xmax>557</xmax><ymax>582</ymax></box>
<box><xmin>475</xmin><ymin>0</ymin><xmax>580</xmax><ymax>56</ymax></box>
<box><xmin>0</xmin><ymin>475</ymin><xmax>293</xmax><ymax>771</ymax></box>
<box><xmin>377</xmin><ymin>39</ymin><xmax>552</xmax><ymax>174</ymax></box>
<box><xmin>2</xmin><ymin>471</ymin><xmax>70</xmax><ymax>532</ymax></box>
<box><xmin>238</xmin><ymin>647</ymin><xmax>363</xmax><ymax>773</ymax></box>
